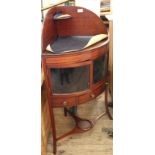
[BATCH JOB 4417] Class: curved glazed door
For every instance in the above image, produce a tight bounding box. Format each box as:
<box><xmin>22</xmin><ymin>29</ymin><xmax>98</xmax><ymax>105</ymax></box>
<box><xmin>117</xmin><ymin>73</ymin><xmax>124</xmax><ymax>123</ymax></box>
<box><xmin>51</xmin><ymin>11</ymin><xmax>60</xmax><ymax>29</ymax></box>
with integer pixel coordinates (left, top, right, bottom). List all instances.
<box><xmin>93</xmin><ymin>53</ymin><xmax>108</xmax><ymax>84</ymax></box>
<box><xmin>47</xmin><ymin>62</ymin><xmax>91</xmax><ymax>94</ymax></box>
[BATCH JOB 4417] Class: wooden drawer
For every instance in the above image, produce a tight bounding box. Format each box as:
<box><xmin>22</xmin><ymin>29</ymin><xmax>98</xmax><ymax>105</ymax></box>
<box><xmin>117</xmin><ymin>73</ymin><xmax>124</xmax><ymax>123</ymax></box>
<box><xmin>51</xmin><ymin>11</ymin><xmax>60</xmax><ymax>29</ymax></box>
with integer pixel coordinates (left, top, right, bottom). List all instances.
<box><xmin>52</xmin><ymin>96</ymin><xmax>76</xmax><ymax>107</ymax></box>
<box><xmin>78</xmin><ymin>92</ymin><xmax>92</xmax><ymax>104</ymax></box>
<box><xmin>79</xmin><ymin>85</ymin><xmax>105</xmax><ymax>104</ymax></box>
<box><xmin>93</xmin><ymin>85</ymin><xmax>104</xmax><ymax>97</ymax></box>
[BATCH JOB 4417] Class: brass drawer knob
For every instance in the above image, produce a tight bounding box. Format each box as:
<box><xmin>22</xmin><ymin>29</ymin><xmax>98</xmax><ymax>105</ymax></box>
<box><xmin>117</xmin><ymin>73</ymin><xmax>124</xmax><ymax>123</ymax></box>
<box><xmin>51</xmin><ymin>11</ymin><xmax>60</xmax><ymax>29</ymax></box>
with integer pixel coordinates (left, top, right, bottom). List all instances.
<box><xmin>63</xmin><ymin>101</ymin><xmax>67</xmax><ymax>106</ymax></box>
<box><xmin>90</xmin><ymin>94</ymin><xmax>95</xmax><ymax>98</ymax></box>
<box><xmin>105</xmin><ymin>82</ymin><xmax>109</xmax><ymax>85</ymax></box>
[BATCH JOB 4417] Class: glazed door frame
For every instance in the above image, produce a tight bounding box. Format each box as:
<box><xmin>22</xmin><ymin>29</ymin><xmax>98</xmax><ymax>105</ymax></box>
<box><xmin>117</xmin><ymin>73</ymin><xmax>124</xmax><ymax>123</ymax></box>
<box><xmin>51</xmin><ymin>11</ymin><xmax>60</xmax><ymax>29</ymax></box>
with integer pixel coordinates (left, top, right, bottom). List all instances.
<box><xmin>46</xmin><ymin>60</ymin><xmax>93</xmax><ymax>96</ymax></box>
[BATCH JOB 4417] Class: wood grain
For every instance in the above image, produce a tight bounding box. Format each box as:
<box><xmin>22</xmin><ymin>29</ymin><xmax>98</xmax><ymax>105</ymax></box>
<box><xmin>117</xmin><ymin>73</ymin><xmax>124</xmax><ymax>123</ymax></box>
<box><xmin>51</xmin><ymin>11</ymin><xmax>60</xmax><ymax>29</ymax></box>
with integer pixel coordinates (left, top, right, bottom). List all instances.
<box><xmin>46</xmin><ymin>92</ymin><xmax>113</xmax><ymax>155</ymax></box>
<box><xmin>41</xmin><ymin>84</ymin><xmax>51</xmax><ymax>155</ymax></box>
<box><xmin>42</xmin><ymin>6</ymin><xmax>108</xmax><ymax>51</ymax></box>
<box><xmin>41</xmin><ymin>6</ymin><xmax>110</xmax><ymax>154</ymax></box>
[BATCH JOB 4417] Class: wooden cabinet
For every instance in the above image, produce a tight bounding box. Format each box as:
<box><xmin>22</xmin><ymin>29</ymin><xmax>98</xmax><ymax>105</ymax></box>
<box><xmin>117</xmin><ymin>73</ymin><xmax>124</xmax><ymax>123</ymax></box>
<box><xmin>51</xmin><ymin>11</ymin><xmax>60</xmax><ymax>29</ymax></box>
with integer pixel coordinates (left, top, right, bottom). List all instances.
<box><xmin>41</xmin><ymin>6</ymin><xmax>111</xmax><ymax>154</ymax></box>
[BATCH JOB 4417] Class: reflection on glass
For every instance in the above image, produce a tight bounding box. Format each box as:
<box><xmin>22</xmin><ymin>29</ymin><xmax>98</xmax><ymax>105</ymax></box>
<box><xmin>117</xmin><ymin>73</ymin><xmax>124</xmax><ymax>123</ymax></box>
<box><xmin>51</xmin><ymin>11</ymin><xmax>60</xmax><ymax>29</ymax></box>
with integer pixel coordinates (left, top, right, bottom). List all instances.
<box><xmin>51</xmin><ymin>66</ymin><xmax>89</xmax><ymax>93</ymax></box>
<box><xmin>93</xmin><ymin>53</ymin><xmax>108</xmax><ymax>83</ymax></box>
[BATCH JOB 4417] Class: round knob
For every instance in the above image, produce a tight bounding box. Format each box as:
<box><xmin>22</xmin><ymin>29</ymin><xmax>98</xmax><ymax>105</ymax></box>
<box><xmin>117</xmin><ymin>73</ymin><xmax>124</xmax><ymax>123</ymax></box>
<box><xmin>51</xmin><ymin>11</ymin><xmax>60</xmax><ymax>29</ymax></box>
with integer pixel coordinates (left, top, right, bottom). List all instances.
<box><xmin>63</xmin><ymin>101</ymin><xmax>67</xmax><ymax>106</ymax></box>
<box><xmin>90</xmin><ymin>94</ymin><xmax>95</xmax><ymax>98</ymax></box>
<box><xmin>105</xmin><ymin>82</ymin><xmax>109</xmax><ymax>85</ymax></box>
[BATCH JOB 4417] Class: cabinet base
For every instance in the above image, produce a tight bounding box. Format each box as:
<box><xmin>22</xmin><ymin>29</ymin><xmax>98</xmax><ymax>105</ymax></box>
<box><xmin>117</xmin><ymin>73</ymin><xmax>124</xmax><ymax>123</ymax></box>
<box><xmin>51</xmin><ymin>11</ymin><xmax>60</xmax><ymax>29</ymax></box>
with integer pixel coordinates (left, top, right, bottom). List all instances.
<box><xmin>57</xmin><ymin>107</ymin><xmax>106</xmax><ymax>141</ymax></box>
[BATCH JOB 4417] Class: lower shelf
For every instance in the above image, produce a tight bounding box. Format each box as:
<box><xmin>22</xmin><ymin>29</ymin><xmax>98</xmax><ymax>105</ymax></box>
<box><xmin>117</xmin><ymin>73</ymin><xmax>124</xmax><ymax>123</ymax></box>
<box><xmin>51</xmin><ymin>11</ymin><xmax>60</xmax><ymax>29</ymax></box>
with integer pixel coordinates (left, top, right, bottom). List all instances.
<box><xmin>56</xmin><ymin>107</ymin><xmax>106</xmax><ymax>141</ymax></box>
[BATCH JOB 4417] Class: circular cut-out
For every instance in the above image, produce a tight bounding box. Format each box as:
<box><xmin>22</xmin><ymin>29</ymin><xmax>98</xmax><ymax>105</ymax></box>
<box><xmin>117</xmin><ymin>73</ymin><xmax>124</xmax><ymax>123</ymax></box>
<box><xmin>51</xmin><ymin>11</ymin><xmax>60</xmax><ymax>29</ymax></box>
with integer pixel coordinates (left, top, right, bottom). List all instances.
<box><xmin>77</xmin><ymin>120</ymin><xmax>92</xmax><ymax>130</ymax></box>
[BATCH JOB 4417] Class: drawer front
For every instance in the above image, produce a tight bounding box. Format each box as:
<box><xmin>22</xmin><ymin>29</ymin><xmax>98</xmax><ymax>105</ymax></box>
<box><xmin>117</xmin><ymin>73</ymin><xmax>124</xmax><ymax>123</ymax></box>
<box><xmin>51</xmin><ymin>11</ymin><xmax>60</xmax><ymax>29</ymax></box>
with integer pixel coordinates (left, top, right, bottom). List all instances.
<box><xmin>93</xmin><ymin>85</ymin><xmax>104</xmax><ymax>97</ymax></box>
<box><xmin>52</xmin><ymin>96</ymin><xmax>76</xmax><ymax>107</ymax></box>
<box><xmin>78</xmin><ymin>85</ymin><xmax>104</xmax><ymax>104</ymax></box>
<box><xmin>78</xmin><ymin>92</ymin><xmax>92</xmax><ymax>104</ymax></box>
<box><xmin>52</xmin><ymin>84</ymin><xmax>105</xmax><ymax>107</ymax></box>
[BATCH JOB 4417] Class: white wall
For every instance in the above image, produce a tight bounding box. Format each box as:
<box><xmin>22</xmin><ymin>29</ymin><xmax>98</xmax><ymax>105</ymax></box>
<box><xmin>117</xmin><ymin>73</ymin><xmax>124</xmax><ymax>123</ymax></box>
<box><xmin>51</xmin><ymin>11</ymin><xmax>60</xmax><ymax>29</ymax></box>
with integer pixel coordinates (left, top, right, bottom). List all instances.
<box><xmin>75</xmin><ymin>0</ymin><xmax>100</xmax><ymax>16</ymax></box>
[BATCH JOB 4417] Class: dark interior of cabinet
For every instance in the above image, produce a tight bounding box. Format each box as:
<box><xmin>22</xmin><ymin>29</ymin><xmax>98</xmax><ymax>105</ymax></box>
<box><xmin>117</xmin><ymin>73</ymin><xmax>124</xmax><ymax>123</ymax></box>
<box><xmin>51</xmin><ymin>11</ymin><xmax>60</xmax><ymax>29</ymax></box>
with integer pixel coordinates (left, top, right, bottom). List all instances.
<box><xmin>50</xmin><ymin>65</ymin><xmax>89</xmax><ymax>94</ymax></box>
<box><xmin>50</xmin><ymin>53</ymin><xmax>108</xmax><ymax>94</ymax></box>
<box><xmin>93</xmin><ymin>53</ymin><xmax>108</xmax><ymax>83</ymax></box>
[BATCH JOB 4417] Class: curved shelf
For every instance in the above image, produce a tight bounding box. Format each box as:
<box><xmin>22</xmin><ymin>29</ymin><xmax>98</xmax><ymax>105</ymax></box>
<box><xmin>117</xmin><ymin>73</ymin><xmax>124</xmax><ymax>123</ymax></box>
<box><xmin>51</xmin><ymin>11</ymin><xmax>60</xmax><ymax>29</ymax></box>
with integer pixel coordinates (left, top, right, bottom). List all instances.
<box><xmin>56</xmin><ymin>107</ymin><xmax>106</xmax><ymax>141</ymax></box>
<box><xmin>53</xmin><ymin>13</ymin><xmax>72</xmax><ymax>20</ymax></box>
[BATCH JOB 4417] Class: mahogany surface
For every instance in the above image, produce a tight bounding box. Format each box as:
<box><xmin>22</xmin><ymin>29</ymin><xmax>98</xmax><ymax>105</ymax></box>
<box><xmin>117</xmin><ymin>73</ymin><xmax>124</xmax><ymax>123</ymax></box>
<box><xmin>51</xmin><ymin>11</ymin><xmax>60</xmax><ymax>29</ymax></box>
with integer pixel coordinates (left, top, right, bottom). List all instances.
<box><xmin>42</xmin><ymin>6</ymin><xmax>107</xmax><ymax>51</ymax></box>
<box><xmin>41</xmin><ymin>6</ymin><xmax>110</xmax><ymax>154</ymax></box>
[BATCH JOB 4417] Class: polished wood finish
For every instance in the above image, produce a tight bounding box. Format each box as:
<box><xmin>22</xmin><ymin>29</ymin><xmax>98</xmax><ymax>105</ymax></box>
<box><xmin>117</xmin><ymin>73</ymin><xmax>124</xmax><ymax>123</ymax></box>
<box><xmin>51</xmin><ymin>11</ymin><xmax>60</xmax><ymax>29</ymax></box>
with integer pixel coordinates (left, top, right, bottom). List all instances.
<box><xmin>52</xmin><ymin>96</ymin><xmax>77</xmax><ymax>107</ymax></box>
<box><xmin>41</xmin><ymin>84</ymin><xmax>51</xmax><ymax>155</ymax></box>
<box><xmin>51</xmin><ymin>82</ymin><xmax>106</xmax><ymax>107</ymax></box>
<box><xmin>42</xmin><ymin>6</ymin><xmax>110</xmax><ymax>154</ymax></box>
<box><xmin>42</xmin><ymin>7</ymin><xmax>57</xmax><ymax>52</ymax></box>
<box><xmin>56</xmin><ymin>107</ymin><xmax>106</xmax><ymax>141</ymax></box>
<box><xmin>42</xmin><ymin>6</ymin><xmax>107</xmax><ymax>51</ymax></box>
<box><xmin>55</xmin><ymin>7</ymin><xmax>107</xmax><ymax>37</ymax></box>
<box><xmin>43</xmin><ymin>45</ymin><xmax>108</xmax><ymax>65</ymax></box>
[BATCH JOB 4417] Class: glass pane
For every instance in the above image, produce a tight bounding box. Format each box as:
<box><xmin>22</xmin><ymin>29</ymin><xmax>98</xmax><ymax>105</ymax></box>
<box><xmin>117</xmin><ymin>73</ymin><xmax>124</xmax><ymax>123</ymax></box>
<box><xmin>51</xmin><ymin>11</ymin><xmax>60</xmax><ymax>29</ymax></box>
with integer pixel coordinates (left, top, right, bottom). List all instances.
<box><xmin>50</xmin><ymin>65</ymin><xmax>89</xmax><ymax>93</ymax></box>
<box><xmin>93</xmin><ymin>53</ymin><xmax>108</xmax><ymax>83</ymax></box>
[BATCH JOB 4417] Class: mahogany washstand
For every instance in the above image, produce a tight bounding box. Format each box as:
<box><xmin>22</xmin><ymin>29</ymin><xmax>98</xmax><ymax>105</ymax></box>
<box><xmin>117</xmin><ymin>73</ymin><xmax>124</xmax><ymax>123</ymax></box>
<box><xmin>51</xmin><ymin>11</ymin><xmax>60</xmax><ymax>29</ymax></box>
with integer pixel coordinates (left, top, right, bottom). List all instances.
<box><xmin>42</xmin><ymin>6</ymin><xmax>112</xmax><ymax>154</ymax></box>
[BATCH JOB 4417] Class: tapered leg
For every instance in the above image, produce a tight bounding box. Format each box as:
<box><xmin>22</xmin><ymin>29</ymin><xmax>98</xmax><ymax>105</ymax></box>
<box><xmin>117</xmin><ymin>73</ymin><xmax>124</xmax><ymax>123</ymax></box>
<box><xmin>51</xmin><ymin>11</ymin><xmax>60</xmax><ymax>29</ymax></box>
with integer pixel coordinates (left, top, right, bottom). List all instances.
<box><xmin>48</xmin><ymin>106</ymin><xmax>57</xmax><ymax>154</ymax></box>
<box><xmin>51</xmin><ymin>108</ymin><xmax>57</xmax><ymax>154</ymax></box>
<box><xmin>64</xmin><ymin>107</ymin><xmax>68</xmax><ymax>116</ymax></box>
<box><xmin>42</xmin><ymin>60</ymin><xmax>57</xmax><ymax>154</ymax></box>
